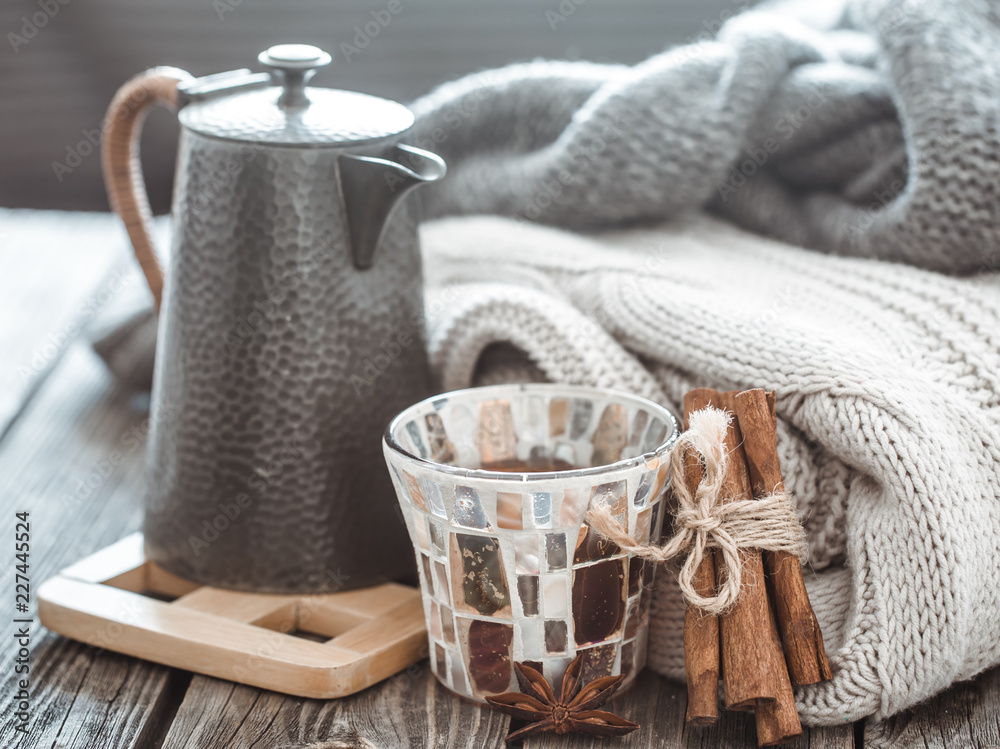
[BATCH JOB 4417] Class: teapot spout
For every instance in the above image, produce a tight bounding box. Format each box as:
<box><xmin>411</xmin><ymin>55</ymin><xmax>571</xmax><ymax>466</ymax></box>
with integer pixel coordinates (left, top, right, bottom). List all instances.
<box><xmin>339</xmin><ymin>144</ymin><xmax>446</xmax><ymax>269</ymax></box>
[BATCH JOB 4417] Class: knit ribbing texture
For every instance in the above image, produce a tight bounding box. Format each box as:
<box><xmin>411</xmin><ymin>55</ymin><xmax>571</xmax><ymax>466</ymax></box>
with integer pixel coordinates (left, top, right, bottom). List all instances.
<box><xmin>421</xmin><ymin>213</ymin><xmax>1000</xmax><ymax>725</ymax></box>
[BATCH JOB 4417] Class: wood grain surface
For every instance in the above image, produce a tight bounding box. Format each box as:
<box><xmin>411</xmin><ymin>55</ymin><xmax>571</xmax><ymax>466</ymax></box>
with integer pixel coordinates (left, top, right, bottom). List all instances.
<box><xmin>0</xmin><ymin>212</ymin><xmax>997</xmax><ymax>748</ymax></box>
<box><xmin>0</xmin><ymin>210</ymin><xmax>131</xmax><ymax>436</ymax></box>
<box><xmin>0</xmin><ymin>344</ymin><xmax>178</xmax><ymax>748</ymax></box>
<box><xmin>865</xmin><ymin>667</ymin><xmax>1000</xmax><ymax>749</ymax></box>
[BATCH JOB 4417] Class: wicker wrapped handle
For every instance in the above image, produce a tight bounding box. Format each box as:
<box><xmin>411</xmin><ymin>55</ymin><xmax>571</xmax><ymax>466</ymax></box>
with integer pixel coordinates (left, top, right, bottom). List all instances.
<box><xmin>101</xmin><ymin>67</ymin><xmax>192</xmax><ymax>312</ymax></box>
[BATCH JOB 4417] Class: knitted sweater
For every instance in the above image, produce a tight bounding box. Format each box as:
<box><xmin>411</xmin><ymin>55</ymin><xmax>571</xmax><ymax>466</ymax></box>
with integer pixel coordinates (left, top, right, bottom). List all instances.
<box><xmin>407</xmin><ymin>0</ymin><xmax>1000</xmax><ymax>275</ymax></box>
<box><xmin>420</xmin><ymin>213</ymin><xmax>1000</xmax><ymax>724</ymax></box>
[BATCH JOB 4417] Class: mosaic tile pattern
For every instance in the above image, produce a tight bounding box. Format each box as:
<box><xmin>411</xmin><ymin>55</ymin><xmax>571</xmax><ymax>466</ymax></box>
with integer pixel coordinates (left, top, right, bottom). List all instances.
<box><xmin>384</xmin><ymin>384</ymin><xmax>677</xmax><ymax>702</ymax></box>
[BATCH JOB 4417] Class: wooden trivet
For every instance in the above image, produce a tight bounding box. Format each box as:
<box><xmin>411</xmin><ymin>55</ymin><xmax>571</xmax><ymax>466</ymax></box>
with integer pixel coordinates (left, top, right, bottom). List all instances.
<box><xmin>38</xmin><ymin>533</ymin><xmax>426</xmax><ymax>699</ymax></box>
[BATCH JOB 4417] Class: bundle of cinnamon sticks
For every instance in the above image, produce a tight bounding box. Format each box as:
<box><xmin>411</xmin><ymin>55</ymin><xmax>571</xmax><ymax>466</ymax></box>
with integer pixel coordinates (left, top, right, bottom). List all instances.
<box><xmin>681</xmin><ymin>388</ymin><xmax>831</xmax><ymax>747</ymax></box>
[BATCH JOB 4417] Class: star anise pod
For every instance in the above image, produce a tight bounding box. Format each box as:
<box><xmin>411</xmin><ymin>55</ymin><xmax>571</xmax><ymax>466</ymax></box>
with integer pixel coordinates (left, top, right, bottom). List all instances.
<box><xmin>485</xmin><ymin>654</ymin><xmax>639</xmax><ymax>742</ymax></box>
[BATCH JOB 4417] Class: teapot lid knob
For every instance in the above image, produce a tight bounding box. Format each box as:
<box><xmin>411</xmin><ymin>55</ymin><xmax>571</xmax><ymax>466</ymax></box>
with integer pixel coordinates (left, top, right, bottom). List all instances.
<box><xmin>179</xmin><ymin>43</ymin><xmax>414</xmax><ymax>146</ymax></box>
<box><xmin>258</xmin><ymin>44</ymin><xmax>331</xmax><ymax>109</ymax></box>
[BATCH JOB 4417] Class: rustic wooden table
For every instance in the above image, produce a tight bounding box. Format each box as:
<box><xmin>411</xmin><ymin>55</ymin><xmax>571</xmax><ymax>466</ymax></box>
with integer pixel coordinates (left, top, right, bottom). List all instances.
<box><xmin>1</xmin><ymin>210</ymin><xmax>998</xmax><ymax>749</ymax></box>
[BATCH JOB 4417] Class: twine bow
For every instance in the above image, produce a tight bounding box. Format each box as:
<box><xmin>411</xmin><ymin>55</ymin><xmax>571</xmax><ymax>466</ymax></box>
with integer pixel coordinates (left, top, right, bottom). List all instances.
<box><xmin>586</xmin><ymin>407</ymin><xmax>806</xmax><ymax>616</ymax></box>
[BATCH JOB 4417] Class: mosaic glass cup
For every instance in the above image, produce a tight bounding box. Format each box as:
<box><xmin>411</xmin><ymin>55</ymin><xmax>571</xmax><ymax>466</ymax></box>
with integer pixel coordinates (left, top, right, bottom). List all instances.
<box><xmin>383</xmin><ymin>383</ymin><xmax>679</xmax><ymax>702</ymax></box>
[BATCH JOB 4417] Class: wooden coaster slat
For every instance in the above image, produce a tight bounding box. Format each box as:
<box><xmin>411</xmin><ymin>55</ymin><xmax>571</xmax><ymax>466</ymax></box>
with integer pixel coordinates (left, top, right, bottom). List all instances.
<box><xmin>296</xmin><ymin>600</ymin><xmax>371</xmax><ymax>636</ymax></box>
<box><xmin>174</xmin><ymin>587</ymin><xmax>299</xmax><ymax>627</ymax></box>
<box><xmin>330</xmin><ymin>597</ymin><xmax>426</xmax><ymax>657</ymax></box>
<box><xmin>145</xmin><ymin>564</ymin><xmax>202</xmax><ymax>599</ymax></box>
<box><xmin>39</xmin><ymin>533</ymin><xmax>427</xmax><ymax>699</ymax></box>
<box><xmin>310</xmin><ymin>585</ymin><xmax>418</xmax><ymax>618</ymax></box>
<box><xmin>58</xmin><ymin>533</ymin><xmax>147</xmax><ymax>583</ymax></box>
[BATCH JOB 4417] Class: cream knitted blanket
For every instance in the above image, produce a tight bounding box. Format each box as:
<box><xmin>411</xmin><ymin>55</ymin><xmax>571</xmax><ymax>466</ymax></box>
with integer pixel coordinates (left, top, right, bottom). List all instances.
<box><xmin>420</xmin><ymin>213</ymin><xmax>1000</xmax><ymax>724</ymax></box>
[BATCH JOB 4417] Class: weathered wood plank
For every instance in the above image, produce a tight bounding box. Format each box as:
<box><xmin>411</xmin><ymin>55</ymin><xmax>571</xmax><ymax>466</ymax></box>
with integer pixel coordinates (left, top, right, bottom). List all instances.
<box><xmin>162</xmin><ymin>660</ymin><xmax>511</xmax><ymax>749</ymax></box>
<box><xmin>162</xmin><ymin>660</ymin><xmax>855</xmax><ymax>749</ymax></box>
<box><xmin>0</xmin><ymin>343</ymin><xmax>178</xmax><ymax>748</ymax></box>
<box><xmin>0</xmin><ymin>209</ymin><xmax>141</xmax><ymax>436</ymax></box>
<box><xmin>522</xmin><ymin>668</ymin><xmax>685</xmax><ymax>749</ymax></box>
<box><xmin>683</xmin><ymin>708</ymin><xmax>855</xmax><ymax>749</ymax></box>
<box><xmin>10</xmin><ymin>639</ymin><xmax>185</xmax><ymax>749</ymax></box>
<box><xmin>865</xmin><ymin>666</ymin><xmax>1000</xmax><ymax>749</ymax></box>
<box><xmin>522</xmin><ymin>669</ymin><xmax>853</xmax><ymax>749</ymax></box>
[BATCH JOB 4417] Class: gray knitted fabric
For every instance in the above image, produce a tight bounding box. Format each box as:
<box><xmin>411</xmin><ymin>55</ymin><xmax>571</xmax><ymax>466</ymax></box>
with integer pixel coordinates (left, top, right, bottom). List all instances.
<box><xmin>407</xmin><ymin>0</ymin><xmax>1000</xmax><ymax>275</ymax></box>
<box><xmin>420</xmin><ymin>213</ymin><xmax>1000</xmax><ymax>724</ymax></box>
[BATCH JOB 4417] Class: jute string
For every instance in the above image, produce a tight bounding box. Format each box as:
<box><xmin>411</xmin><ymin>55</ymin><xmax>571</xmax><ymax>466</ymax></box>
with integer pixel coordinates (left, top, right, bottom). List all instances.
<box><xmin>586</xmin><ymin>407</ymin><xmax>807</xmax><ymax>615</ymax></box>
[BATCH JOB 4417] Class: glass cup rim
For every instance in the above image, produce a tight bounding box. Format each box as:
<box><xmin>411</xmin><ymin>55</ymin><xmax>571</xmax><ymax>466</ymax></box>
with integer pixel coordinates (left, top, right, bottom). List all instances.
<box><xmin>383</xmin><ymin>382</ymin><xmax>679</xmax><ymax>482</ymax></box>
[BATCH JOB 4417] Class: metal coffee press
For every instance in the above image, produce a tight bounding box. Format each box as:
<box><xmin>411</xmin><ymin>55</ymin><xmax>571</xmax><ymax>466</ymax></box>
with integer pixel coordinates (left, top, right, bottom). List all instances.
<box><xmin>102</xmin><ymin>44</ymin><xmax>445</xmax><ymax>592</ymax></box>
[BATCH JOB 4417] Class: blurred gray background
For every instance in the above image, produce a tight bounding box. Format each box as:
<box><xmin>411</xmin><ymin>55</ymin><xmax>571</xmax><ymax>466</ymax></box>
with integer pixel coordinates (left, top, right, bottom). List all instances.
<box><xmin>0</xmin><ymin>0</ymin><xmax>754</xmax><ymax>212</ymax></box>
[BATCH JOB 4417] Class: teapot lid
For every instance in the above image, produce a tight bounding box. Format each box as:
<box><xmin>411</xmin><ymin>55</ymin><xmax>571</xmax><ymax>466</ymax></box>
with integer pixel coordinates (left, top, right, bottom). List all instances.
<box><xmin>177</xmin><ymin>44</ymin><xmax>414</xmax><ymax>147</ymax></box>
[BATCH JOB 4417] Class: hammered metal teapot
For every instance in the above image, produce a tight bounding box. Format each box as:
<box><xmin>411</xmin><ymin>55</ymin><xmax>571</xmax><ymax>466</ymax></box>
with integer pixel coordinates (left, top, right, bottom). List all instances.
<box><xmin>103</xmin><ymin>44</ymin><xmax>445</xmax><ymax>593</ymax></box>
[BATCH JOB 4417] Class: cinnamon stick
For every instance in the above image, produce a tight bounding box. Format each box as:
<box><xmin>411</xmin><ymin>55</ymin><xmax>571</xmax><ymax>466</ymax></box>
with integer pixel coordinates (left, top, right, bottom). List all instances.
<box><xmin>689</xmin><ymin>390</ymin><xmax>784</xmax><ymax>711</ymax></box>
<box><xmin>714</xmin><ymin>391</ymin><xmax>802</xmax><ymax>745</ymax></box>
<box><xmin>754</xmin><ymin>608</ymin><xmax>804</xmax><ymax>746</ymax></box>
<box><xmin>733</xmin><ymin>388</ymin><xmax>833</xmax><ymax>685</ymax></box>
<box><xmin>681</xmin><ymin>390</ymin><xmax>720</xmax><ymax>726</ymax></box>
